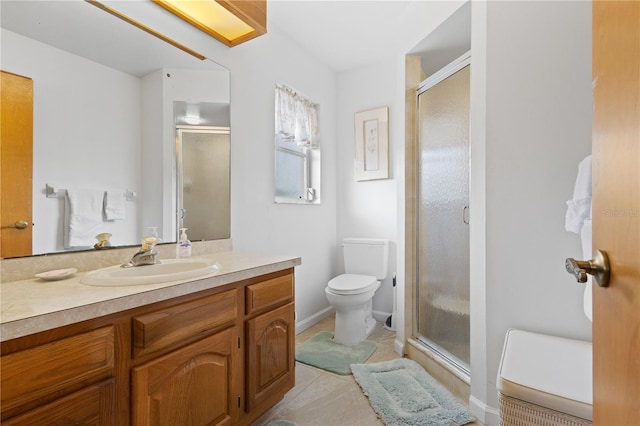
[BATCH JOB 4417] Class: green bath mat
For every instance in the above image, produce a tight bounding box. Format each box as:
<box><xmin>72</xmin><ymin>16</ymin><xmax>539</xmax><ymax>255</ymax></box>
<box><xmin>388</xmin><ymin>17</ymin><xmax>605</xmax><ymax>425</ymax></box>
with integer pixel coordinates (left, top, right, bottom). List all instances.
<box><xmin>351</xmin><ymin>358</ymin><xmax>475</xmax><ymax>426</ymax></box>
<box><xmin>295</xmin><ymin>331</ymin><xmax>377</xmax><ymax>375</ymax></box>
<box><xmin>265</xmin><ymin>421</ymin><xmax>297</xmax><ymax>426</ymax></box>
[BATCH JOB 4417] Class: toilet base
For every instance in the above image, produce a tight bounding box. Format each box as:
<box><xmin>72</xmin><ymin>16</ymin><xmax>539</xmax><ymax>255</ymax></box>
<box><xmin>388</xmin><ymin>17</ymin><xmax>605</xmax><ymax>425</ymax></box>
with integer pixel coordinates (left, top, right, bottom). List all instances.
<box><xmin>325</xmin><ymin>280</ymin><xmax>380</xmax><ymax>346</ymax></box>
<box><xmin>365</xmin><ymin>316</ymin><xmax>377</xmax><ymax>336</ymax></box>
<box><xmin>330</xmin><ymin>296</ymin><xmax>378</xmax><ymax>346</ymax></box>
<box><xmin>333</xmin><ymin>311</ymin><xmax>377</xmax><ymax>346</ymax></box>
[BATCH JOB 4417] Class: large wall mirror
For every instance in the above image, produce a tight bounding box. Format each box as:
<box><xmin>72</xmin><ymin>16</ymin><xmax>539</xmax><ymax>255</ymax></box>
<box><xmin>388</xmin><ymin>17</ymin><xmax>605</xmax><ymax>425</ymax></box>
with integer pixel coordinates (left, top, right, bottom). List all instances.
<box><xmin>0</xmin><ymin>1</ymin><xmax>230</xmax><ymax>259</ymax></box>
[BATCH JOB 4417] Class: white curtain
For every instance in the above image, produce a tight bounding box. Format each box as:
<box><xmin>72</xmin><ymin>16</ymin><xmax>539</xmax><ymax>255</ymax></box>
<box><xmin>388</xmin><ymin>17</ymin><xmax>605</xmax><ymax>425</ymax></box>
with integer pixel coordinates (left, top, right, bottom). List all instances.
<box><xmin>275</xmin><ymin>84</ymin><xmax>319</xmax><ymax>148</ymax></box>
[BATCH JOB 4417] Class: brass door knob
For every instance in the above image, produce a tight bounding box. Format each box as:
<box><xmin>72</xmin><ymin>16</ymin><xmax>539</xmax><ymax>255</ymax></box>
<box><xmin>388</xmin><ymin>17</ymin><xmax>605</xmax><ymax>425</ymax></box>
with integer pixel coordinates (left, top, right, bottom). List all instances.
<box><xmin>565</xmin><ymin>249</ymin><xmax>610</xmax><ymax>287</ymax></box>
<box><xmin>7</xmin><ymin>220</ymin><xmax>30</xmax><ymax>230</ymax></box>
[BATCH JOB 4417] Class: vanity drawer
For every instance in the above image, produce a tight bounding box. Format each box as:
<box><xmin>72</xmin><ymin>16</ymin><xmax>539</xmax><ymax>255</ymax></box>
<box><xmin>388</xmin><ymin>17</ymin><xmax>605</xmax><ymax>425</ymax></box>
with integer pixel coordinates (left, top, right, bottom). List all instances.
<box><xmin>1</xmin><ymin>326</ymin><xmax>115</xmax><ymax>416</ymax></box>
<box><xmin>245</xmin><ymin>273</ymin><xmax>294</xmax><ymax>315</ymax></box>
<box><xmin>2</xmin><ymin>379</ymin><xmax>116</xmax><ymax>426</ymax></box>
<box><xmin>132</xmin><ymin>289</ymin><xmax>237</xmax><ymax>359</ymax></box>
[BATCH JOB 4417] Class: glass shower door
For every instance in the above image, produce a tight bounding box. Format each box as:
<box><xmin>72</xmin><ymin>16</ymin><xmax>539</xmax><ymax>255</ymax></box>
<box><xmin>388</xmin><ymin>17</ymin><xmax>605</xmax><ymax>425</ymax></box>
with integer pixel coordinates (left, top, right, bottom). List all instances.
<box><xmin>416</xmin><ymin>62</ymin><xmax>470</xmax><ymax>372</ymax></box>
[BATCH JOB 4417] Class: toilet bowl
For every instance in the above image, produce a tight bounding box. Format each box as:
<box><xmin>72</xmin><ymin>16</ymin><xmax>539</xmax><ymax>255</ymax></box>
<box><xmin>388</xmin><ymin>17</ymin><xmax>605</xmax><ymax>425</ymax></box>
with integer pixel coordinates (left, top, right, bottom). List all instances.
<box><xmin>326</xmin><ymin>274</ymin><xmax>381</xmax><ymax>346</ymax></box>
<box><xmin>325</xmin><ymin>238</ymin><xmax>389</xmax><ymax>346</ymax></box>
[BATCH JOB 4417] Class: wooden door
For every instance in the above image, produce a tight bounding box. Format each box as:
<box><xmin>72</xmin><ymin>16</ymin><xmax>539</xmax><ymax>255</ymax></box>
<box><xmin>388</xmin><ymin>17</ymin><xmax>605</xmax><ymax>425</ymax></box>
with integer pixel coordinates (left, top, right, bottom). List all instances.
<box><xmin>592</xmin><ymin>1</ymin><xmax>640</xmax><ymax>424</ymax></box>
<box><xmin>0</xmin><ymin>70</ymin><xmax>33</xmax><ymax>258</ymax></box>
<box><xmin>132</xmin><ymin>328</ymin><xmax>240</xmax><ymax>426</ymax></box>
<box><xmin>245</xmin><ymin>302</ymin><xmax>295</xmax><ymax>411</ymax></box>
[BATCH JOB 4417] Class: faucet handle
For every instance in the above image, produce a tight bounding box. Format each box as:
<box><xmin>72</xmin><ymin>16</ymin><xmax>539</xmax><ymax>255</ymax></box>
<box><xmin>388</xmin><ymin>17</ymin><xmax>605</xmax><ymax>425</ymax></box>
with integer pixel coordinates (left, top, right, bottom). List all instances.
<box><xmin>141</xmin><ymin>236</ymin><xmax>160</xmax><ymax>251</ymax></box>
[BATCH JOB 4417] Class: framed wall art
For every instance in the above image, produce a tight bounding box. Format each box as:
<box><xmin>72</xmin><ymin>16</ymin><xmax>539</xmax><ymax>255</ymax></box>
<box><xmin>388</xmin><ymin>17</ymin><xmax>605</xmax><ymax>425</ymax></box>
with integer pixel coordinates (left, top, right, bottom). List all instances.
<box><xmin>354</xmin><ymin>106</ymin><xmax>389</xmax><ymax>181</ymax></box>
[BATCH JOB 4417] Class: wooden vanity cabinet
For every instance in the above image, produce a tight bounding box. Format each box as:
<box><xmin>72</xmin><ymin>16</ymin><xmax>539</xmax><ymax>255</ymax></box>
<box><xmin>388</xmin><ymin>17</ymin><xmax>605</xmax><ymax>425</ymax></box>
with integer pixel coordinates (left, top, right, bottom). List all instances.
<box><xmin>243</xmin><ymin>272</ymin><xmax>296</xmax><ymax>423</ymax></box>
<box><xmin>0</xmin><ymin>268</ymin><xmax>296</xmax><ymax>426</ymax></box>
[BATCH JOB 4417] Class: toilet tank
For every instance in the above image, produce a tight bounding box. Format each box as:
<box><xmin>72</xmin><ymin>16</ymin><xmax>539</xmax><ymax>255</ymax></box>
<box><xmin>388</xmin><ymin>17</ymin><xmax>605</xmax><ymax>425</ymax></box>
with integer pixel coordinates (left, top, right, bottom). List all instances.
<box><xmin>343</xmin><ymin>238</ymin><xmax>389</xmax><ymax>280</ymax></box>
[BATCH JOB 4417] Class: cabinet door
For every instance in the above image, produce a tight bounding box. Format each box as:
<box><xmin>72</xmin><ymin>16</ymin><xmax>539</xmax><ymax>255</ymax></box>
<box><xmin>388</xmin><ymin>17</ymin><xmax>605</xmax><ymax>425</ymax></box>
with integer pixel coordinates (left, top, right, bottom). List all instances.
<box><xmin>132</xmin><ymin>327</ymin><xmax>240</xmax><ymax>426</ymax></box>
<box><xmin>2</xmin><ymin>379</ymin><xmax>115</xmax><ymax>426</ymax></box>
<box><xmin>246</xmin><ymin>302</ymin><xmax>295</xmax><ymax>411</ymax></box>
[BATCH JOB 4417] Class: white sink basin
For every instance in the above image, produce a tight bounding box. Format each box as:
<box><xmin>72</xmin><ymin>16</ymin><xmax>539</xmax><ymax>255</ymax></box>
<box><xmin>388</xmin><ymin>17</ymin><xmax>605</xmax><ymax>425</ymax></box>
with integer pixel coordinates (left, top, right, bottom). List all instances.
<box><xmin>80</xmin><ymin>258</ymin><xmax>219</xmax><ymax>286</ymax></box>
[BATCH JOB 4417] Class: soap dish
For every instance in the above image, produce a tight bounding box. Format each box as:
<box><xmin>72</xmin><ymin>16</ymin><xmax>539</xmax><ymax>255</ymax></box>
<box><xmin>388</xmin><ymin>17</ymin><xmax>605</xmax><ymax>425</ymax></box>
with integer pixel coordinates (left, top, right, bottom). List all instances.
<box><xmin>35</xmin><ymin>268</ymin><xmax>78</xmax><ymax>281</ymax></box>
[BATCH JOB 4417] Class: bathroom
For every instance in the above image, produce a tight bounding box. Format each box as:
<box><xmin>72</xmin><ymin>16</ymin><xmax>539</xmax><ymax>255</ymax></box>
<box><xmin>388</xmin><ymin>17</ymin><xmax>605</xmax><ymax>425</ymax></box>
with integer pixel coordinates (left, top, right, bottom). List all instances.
<box><xmin>1</xmin><ymin>1</ymin><xmax>637</xmax><ymax>425</ymax></box>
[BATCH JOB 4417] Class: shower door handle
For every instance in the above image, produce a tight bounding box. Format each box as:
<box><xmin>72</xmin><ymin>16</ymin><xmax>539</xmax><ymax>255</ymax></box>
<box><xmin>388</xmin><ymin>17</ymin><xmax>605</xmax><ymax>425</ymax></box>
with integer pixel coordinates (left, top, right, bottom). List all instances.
<box><xmin>462</xmin><ymin>206</ymin><xmax>470</xmax><ymax>224</ymax></box>
<box><xmin>565</xmin><ymin>249</ymin><xmax>610</xmax><ymax>287</ymax></box>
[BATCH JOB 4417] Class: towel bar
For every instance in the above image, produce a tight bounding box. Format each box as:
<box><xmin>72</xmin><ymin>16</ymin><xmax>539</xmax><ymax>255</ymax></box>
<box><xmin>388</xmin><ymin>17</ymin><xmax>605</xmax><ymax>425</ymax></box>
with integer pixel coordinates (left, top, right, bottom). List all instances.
<box><xmin>45</xmin><ymin>184</ymin><xmax>136</xmax><ymax>201</ymax></box>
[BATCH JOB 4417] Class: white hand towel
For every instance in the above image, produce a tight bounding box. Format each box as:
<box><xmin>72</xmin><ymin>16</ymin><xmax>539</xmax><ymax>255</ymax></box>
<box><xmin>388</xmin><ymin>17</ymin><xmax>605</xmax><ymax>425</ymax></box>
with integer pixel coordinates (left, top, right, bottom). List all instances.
<box><xmin>104</xmin><ymin>190</ymin><xmax>125</xmax><ymax>221</ymax></box>
<box><xmin>565</xmin><ymin>155</ymin><xmax>592</xmax><ymax>234</ymax></box>
<box><xmin>65</xmin><ymin>189</ymin><xmax>105</xmax><ymax>248</ymax></box>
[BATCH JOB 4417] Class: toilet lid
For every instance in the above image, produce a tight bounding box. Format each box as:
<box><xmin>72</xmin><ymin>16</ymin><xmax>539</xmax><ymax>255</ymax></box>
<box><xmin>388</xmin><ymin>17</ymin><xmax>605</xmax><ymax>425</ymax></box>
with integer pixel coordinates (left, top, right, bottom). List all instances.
<box><xmin>328</xmin><ymin>274</ymin><xmax>378</xmax><ymax>295</ymax></box>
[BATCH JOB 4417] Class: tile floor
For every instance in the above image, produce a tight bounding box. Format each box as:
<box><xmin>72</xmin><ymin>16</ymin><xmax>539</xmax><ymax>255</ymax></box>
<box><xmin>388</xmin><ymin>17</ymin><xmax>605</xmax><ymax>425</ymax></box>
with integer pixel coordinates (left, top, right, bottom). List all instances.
<box><xmin>253</xmin><ymin>315</ymin><xmax>480</xmax><ymax>426</ymax></box>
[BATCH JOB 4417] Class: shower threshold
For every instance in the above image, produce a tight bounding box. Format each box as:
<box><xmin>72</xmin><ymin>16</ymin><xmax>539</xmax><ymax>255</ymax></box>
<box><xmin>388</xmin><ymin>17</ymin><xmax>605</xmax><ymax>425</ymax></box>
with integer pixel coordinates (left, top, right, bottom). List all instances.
<box><xmin>409</xmin><ymin>337</ymin><xmax>470</xmax><ymax>383</ymax></box>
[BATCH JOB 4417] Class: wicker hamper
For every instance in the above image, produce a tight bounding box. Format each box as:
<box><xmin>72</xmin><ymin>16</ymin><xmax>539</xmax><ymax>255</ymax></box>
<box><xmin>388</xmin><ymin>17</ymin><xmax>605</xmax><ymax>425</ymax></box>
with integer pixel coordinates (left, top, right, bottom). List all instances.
<box><xmin>497</xmin><ymin>330</ymin><xmax>593</xmax><ymax>426</ymax></box>
<box><xmin>499</xmin><ymin>393</ymin><xmax>592</xmax><ymax>426</ymax></box>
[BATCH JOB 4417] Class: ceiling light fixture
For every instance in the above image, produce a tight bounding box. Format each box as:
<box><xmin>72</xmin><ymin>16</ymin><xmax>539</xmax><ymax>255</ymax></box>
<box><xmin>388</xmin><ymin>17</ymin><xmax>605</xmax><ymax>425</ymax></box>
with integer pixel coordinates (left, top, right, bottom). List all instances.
<box><xmin>184</xmin><ymin>116</ymin><xmax>202</xmax><ymax>125</ymax></box>
<box><xmin>152</xmin><ymin>0</ymin><xmax>266</xmax><ymax>47</ymax></box>
<box><xmin>86</xmin><ymin>0</ymin><xmax>206</xmax><ymax>60</ymax></box>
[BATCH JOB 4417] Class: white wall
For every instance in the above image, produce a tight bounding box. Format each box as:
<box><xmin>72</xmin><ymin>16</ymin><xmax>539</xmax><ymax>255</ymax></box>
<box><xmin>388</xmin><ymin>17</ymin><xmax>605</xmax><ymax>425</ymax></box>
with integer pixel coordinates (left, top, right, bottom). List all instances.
<box><xmin>469</xmin><ymin>1</ymin><xmax>593</xmax><ymax>421</ymax></box>
<box><xmin>336</xmin><ymin>60</ymin><xmax>400</xmax><ymax>322</ymax></box>
<box><xmin>225</xmin><ymin>27</ymin><xmax>339</xmax><ymax>330</ymax></box>
<box><xmin>2</xmin><ymin>29</ymin><xmax>141</xmax><ymax>253</ymax></box>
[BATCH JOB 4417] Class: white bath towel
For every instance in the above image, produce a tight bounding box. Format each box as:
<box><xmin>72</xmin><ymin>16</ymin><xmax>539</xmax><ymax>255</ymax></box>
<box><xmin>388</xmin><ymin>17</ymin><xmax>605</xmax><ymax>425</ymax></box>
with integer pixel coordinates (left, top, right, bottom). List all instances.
<box><xmin>565</xmin><ymin>155</ymin><xmax>592</xmax><ymax>234</ymax></box>
<box><xmin>104</xmin><ymin>190</ymin><xmax>125</xmax><ymax>221</ymax></box>
<box><xmin>65</xmin><ymin>189</ymin><xmax>105</xmax><ymax>248</ymax></box>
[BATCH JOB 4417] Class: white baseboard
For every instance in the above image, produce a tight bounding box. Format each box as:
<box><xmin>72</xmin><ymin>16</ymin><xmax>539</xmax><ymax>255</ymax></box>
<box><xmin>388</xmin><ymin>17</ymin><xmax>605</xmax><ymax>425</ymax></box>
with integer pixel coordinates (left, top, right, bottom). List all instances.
<box><xmin>372</xmin><ymin>309</ymin><xmax>392</xmax><ymax>324</ymax></box>
<box><xmin>394</xmin><ymin>338</ymin><xmax>404</xmax><ymax>356</ymax></box>
<box><xmin>469</xmin><ymin>395</ymin><xmax>500</xmax><ymax>426</ymax></box>
<box><xmin>295</xmin><ymin>306</ymin><xmax>334</xmax><ymax>335</ymax></box>
<box><xmin>296</xmin><ymin>308</ymin><xmax>395</xmax><ymax>336</ymax></box>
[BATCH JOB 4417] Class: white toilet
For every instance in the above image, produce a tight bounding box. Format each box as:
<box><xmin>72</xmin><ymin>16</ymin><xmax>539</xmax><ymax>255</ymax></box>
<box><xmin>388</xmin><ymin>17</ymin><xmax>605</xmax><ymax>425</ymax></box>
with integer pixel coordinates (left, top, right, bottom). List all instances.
<box><xmin>325</xmin><ymin>238</ymin><xmax>389</xmax><ymax>346</ymax></box>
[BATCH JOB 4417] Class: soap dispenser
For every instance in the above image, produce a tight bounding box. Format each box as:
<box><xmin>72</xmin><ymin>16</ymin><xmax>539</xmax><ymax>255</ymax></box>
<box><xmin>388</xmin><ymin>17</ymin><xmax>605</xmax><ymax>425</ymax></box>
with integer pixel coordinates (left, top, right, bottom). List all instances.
<box><xmin>148</xmin><ymin>226</ymin><xmax>161</xmax><ymax>242</ymax></box>
<box><xmin>176</xmin><ymin>228</ymin><xmax>192</xmax><ymax>258</ymax></box>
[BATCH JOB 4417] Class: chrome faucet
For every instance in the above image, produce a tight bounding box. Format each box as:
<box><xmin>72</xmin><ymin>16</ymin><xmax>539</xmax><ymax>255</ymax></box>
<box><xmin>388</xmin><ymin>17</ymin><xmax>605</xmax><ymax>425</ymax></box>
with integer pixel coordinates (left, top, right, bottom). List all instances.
<box><xmin>121</xmin><ymin>236</ymin><xmax>160</xmax><ymax>268</ymax></box>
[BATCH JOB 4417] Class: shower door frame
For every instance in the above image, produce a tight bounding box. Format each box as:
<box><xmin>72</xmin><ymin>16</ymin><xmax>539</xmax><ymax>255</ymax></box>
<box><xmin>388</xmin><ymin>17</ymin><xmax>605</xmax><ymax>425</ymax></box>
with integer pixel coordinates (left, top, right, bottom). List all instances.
<box><xmin>413</xmin><ymin>52</ymin><xmax>471</xmax><ymax>379</ymax></box>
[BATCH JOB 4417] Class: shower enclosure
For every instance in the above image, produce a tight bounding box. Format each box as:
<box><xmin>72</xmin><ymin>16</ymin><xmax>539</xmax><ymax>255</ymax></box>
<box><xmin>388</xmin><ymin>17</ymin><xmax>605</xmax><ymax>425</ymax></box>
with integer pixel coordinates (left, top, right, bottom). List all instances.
<box><xmin>415</xmin><ymin>54</ymin><xmax>471</xmax><ymax>374</ymax></box>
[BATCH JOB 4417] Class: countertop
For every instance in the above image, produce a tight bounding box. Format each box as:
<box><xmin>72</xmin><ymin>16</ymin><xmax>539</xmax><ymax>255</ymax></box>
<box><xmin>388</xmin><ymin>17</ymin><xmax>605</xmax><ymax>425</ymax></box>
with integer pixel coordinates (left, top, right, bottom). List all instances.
<box><xmin>0</xmin><ymin>251</ymin><xmax>301</xmax><ymax>342</ymax></box>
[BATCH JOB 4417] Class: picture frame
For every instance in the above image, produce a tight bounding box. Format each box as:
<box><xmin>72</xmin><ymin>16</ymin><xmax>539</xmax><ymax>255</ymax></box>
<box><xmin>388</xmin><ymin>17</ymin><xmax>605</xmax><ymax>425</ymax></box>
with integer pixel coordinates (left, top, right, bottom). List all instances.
<box><xmin>354</xmin><ymin>106</ymin><xmax>389</xmax><ymax>181</ymax></box>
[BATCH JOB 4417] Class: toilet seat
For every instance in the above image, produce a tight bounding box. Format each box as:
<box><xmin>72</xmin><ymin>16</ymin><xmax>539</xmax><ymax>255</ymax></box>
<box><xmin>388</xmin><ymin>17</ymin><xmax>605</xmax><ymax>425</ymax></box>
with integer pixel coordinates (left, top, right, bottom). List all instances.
<box><xmin>327</xmin><ymin>274</ymin><xmax>378</xmax><ymax>295</ymax></box>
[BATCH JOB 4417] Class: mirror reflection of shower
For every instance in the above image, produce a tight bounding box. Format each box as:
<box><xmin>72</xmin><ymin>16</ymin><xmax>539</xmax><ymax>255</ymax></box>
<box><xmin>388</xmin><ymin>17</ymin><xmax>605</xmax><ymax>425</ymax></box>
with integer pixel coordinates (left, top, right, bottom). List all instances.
<box><xmin>171</xmin><ymin>98</ymin><xmax>231</xmax><ymax>241</ymax></box>
<box><xmin>176</xmin><ymin>126</ymin><xmax>230</xmax><ymax>242</ymax></box>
